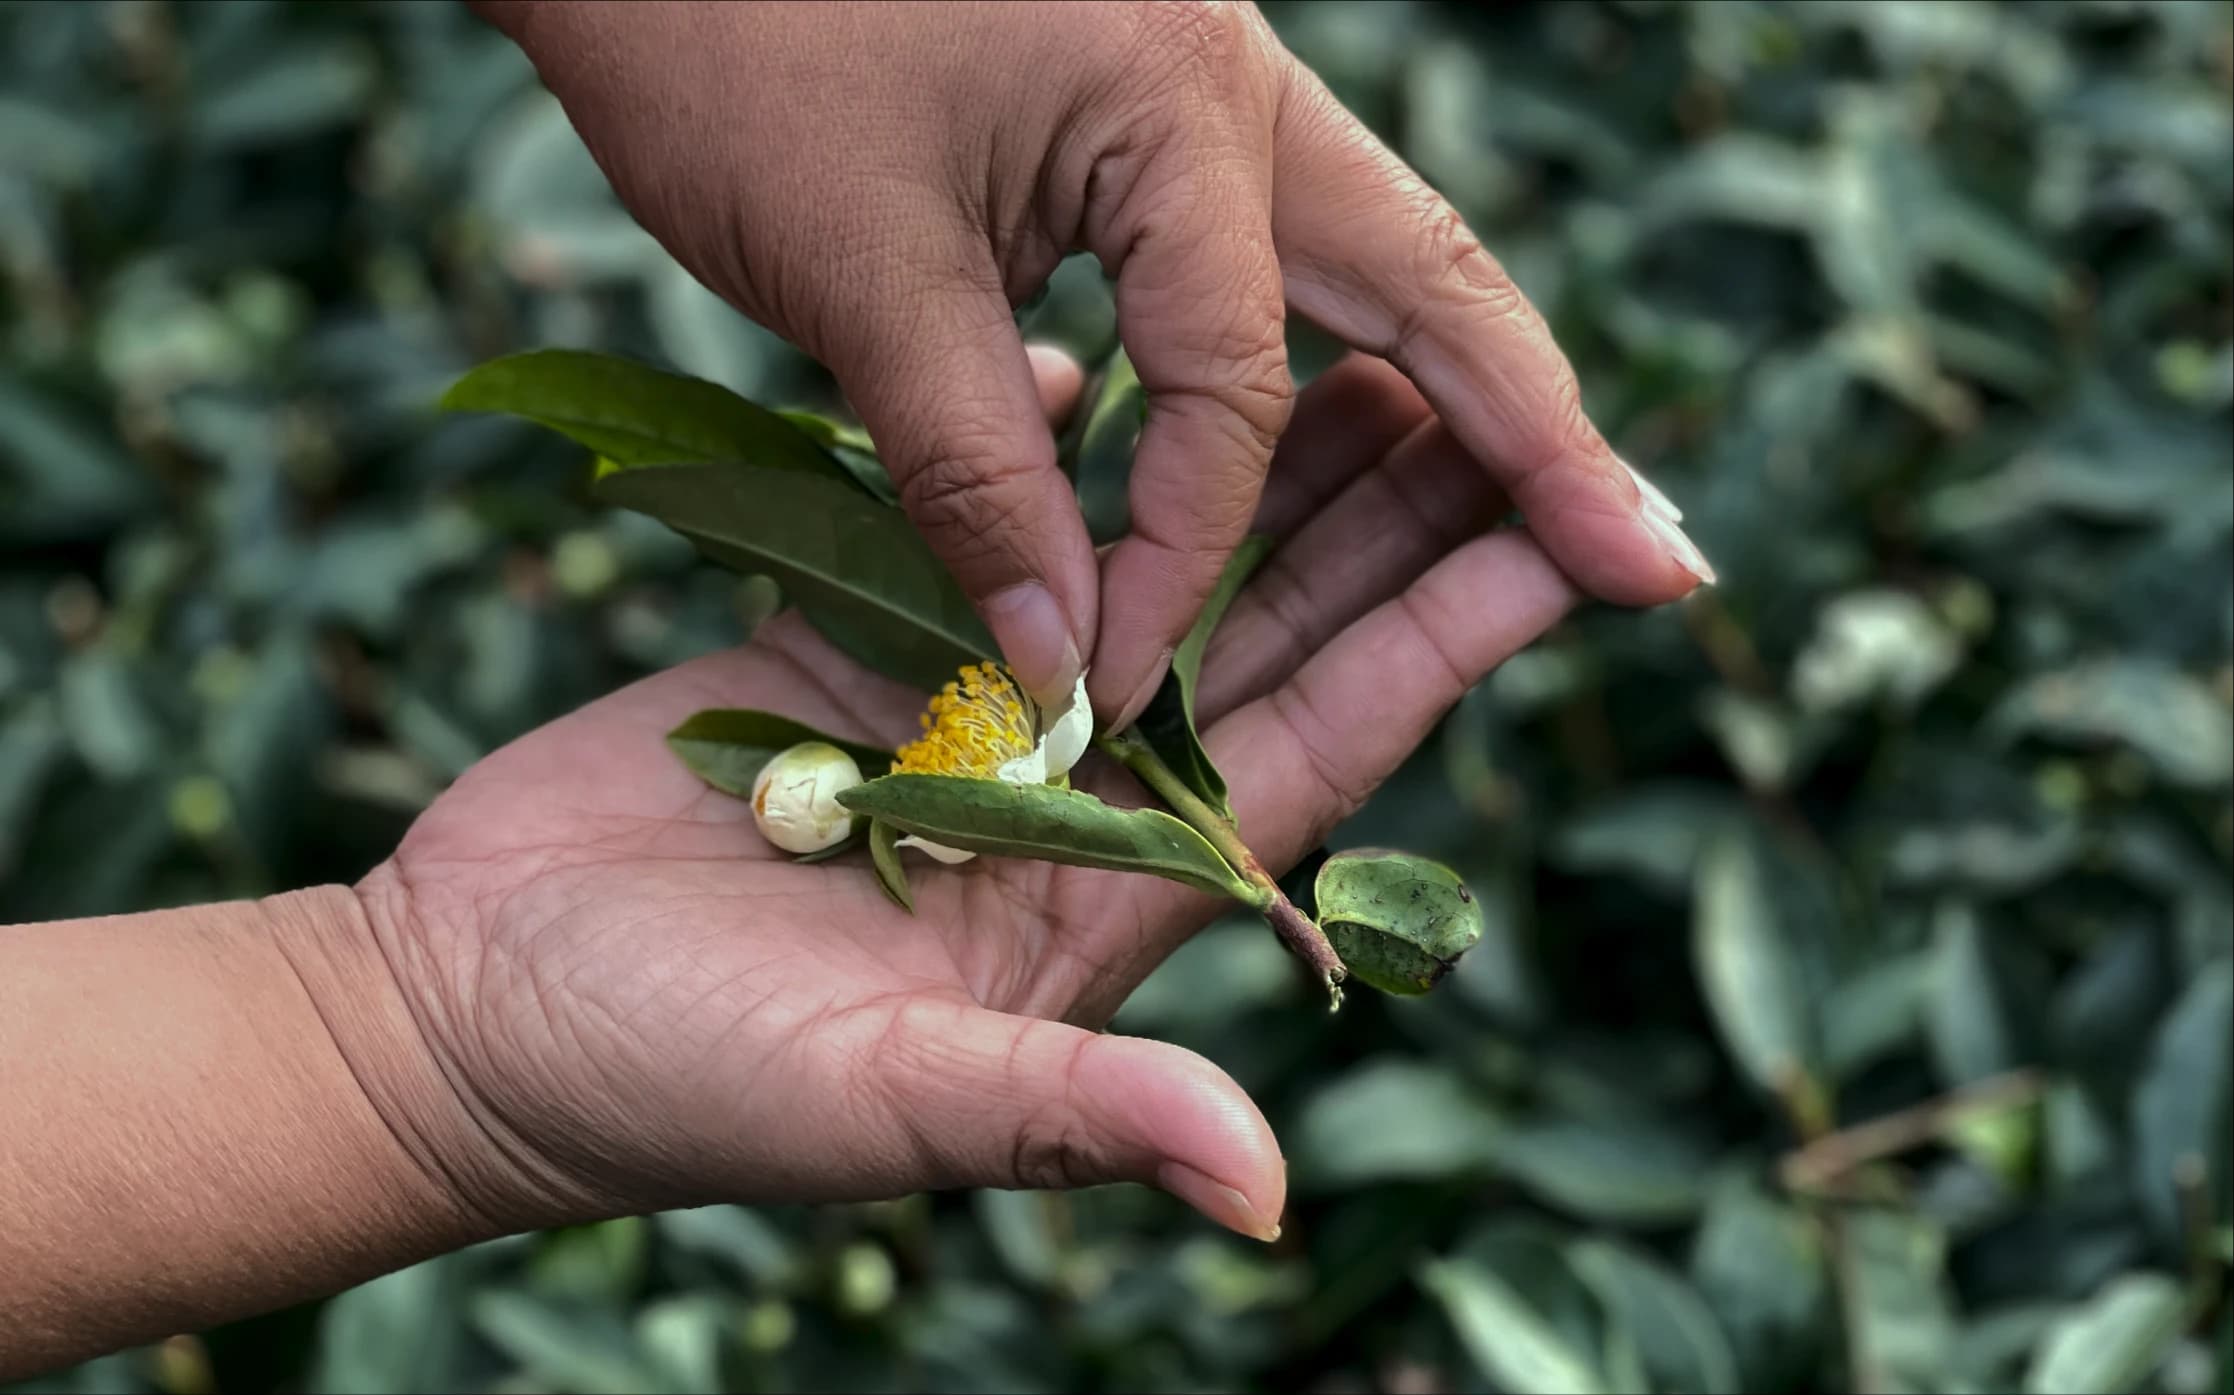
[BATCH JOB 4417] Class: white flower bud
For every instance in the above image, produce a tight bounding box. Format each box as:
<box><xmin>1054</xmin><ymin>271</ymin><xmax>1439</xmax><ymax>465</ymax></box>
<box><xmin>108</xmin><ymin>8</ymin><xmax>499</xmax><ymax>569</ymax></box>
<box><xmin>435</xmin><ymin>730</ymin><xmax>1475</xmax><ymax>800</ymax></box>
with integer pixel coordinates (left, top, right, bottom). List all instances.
<box><xmin>750</xmin><ymin>742</ymin><xmax>864</xmax><ymax>855</ymax></box>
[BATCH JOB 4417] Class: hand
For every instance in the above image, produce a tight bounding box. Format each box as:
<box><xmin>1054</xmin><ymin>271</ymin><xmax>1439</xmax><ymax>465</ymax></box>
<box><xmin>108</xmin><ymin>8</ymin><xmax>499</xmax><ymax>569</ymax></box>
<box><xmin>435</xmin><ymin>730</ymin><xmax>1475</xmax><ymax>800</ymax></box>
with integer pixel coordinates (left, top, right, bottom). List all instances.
<box><xmin>356</xmin><ymin>354</ymin><xmax>1579</xmax><ymax>1241</ymax></box>
<box><xmin>471</xmin><ymin>0</ymin><xmax>1707</xmax><ymax>726</ymax></box>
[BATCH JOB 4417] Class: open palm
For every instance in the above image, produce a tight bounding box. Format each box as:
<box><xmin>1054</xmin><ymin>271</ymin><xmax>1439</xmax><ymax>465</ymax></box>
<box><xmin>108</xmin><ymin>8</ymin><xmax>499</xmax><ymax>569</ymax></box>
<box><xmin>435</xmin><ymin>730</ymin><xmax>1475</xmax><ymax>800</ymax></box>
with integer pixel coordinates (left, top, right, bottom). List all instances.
<box><xmin>357</xmin><ymin>355</ymin><xmax>1588</xmax><ymax>1242</ymax></box>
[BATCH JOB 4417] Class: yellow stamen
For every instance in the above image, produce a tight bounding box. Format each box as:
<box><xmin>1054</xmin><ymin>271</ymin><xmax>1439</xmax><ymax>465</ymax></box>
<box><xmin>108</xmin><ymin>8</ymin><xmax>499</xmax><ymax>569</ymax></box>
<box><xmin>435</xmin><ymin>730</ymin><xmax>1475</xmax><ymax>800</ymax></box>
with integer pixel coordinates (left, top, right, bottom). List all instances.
<box><xmin>892</xmin><ymin>663</ymin><xmax>1039</xmax><ymax>778</ymax></box>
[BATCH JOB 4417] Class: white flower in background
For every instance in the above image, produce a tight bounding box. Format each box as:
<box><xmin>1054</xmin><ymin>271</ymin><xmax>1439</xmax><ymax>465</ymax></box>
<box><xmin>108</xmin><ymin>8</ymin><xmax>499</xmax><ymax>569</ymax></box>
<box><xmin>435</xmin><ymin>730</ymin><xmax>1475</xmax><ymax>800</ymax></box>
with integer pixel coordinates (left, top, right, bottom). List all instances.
<box><xmin>751</xmin><ymin>742</ymin><xmax>864</xmax><ymax>855</ymax></box>
<box><xmin>1793</xmin><ymin>589</ymin><xmax>1963</xmax><ymax>715</ymax></box>
<box><xmin>887</xmin><ymin>662</ymin><xmax>1092</xmax><ymax>864</ymax></box>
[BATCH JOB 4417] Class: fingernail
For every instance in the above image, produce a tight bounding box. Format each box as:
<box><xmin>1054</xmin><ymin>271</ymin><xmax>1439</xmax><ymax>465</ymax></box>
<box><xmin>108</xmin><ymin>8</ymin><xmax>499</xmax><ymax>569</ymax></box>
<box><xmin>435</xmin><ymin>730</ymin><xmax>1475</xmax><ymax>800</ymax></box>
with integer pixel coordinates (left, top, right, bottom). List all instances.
<box><xmin>1158</xmin><ymin>1161</ymin><xmax>1281</xmax><ymax>1243</ymax></box>
<box><xmin>1641</xmin><ymin>507</ymin><xmax>1718</xmax><ymax>586</ymax></box>
<box><xmin>1619</xmin><ymin>456</ymin><xmax>1683</xmax><ymax>523</ymax></box>
<box><xmin>1110</xmin><ymin>649</ymin><xmax>1175</xmax><ymax>733</ymax></box>
<box><xmin>983</xmin><ymin>583</ymin><xmax>1081</xmax><ymax>706</ymax></box>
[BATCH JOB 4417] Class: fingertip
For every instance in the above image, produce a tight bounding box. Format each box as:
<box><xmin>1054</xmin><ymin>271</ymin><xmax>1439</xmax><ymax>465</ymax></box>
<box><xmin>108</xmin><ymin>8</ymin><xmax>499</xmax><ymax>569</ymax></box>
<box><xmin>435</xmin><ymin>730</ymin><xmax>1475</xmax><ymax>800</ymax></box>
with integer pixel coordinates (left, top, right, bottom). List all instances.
<box><xmin>1024</xmin><ymin>343</ymin><xmax>1086</xmax><ymax>427</ymax></box>
<box><xmin>1159</xmin><ymin>1160</ymin><xmax>1283</xmax><ymax>1243</ymax></box>
<box><xmin>1082</xmin><ymin>1037</ymin><xmax>1285</xmax><ymax>1242</ymax></box>
<box><xmin>982</xmin><ymin>581</ymin><xmax>1084</xmax><ymax>708</ymax></box>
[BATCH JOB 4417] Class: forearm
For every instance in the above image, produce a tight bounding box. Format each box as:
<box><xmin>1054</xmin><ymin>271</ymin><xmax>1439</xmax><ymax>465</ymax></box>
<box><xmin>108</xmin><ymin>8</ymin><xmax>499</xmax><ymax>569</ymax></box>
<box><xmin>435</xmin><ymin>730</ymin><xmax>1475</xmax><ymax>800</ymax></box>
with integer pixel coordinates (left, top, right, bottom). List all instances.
<box><xmin>0</xmin><ymin>888</ymin><xmax>494</xmax><ymax>1379</ymax></box>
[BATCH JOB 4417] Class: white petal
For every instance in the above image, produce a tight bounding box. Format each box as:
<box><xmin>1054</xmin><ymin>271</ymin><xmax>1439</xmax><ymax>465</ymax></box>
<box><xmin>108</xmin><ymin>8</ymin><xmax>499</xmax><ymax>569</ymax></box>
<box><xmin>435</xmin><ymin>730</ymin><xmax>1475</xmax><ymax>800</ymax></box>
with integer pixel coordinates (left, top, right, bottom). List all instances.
<box><xmin>896</xmin><ymin>835</ymin><xmax>976</xmax><ymax>865</ymax></box>
<box><xmin>1035</xmin><ymin>669</ymin><xmax>1093</xmax><ymax>780</ymax></box>
<box><xmin>995</xmin><ymin>748</ymin><xmax>1047</xmax><ymax>785</ymax></box>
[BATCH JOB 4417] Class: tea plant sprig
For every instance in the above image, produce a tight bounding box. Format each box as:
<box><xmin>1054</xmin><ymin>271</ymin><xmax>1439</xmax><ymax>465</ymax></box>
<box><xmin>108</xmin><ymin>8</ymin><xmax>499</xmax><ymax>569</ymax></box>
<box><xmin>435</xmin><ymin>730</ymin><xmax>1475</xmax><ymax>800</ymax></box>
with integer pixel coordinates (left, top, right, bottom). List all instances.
<box><xmin>443</xmin><ymin>348</ymin><xmax>1486</xmax><ymax>1006</ymax></box>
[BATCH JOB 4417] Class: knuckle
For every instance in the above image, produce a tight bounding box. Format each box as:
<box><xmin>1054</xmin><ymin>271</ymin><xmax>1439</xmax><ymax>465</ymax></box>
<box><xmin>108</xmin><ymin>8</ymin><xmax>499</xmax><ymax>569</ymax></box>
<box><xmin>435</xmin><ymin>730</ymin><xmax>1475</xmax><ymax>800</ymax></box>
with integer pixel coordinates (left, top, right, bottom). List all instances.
<box><xmin>1250</xmin><ymin>562</ymin><xmax>1319</xmax><ymax>674</ymax></box>
<box><xmin>1009</xmin><ymin>1118</ymin><xmax>1102</xmax><ymax>1191</ymax></box>
<box><xmin>1133</xmin><ymin>2</ymin><xmax>1258</xmax><ymax>86</ymax></box>
<box><xmin>1269</xmin><ymin>683</ymin><xmax>1375</xmax><ymax>824</ymax></box>
<box><xmin>1006</xmin><ymin>1032</ymin><xmax>1106</xmax><ymax>1190</ymax></box>
<box><xmin>1388</xmin><ymin>197</ymin><xmax>1528</xmax><ymax>359</ymax></box>
<box><xmin>895</xmin><ymin>435</ymin><xmax>1050</xmax><ymax>555</ymax></box>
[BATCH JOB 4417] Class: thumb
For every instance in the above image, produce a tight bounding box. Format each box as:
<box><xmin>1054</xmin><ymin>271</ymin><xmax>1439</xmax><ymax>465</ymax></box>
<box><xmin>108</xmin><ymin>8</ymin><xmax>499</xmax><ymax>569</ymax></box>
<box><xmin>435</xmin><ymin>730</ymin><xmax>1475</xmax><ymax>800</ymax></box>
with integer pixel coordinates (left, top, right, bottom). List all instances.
<box><xmin>868</xmin><ymin>998</ymin><xmax>1285</xmax><ymax>1242</ymax></box>
<box><xmin>834</xmin><ymin>267</ymin><xmax>1099</xmax><ymax>707</ymax></box>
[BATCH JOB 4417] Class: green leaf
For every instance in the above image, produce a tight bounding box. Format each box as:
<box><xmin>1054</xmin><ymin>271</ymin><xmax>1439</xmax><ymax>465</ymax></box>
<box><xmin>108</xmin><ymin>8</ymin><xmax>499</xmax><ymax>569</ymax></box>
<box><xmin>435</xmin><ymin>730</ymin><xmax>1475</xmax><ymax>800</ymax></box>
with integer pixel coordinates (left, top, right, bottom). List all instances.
<box><xmin>1292</xmin><ymin>1057</ymin><xmax>1508</xmax><ymax>1189</ymax></box>
<box><xmin>1690</xmin><ymin>1177</ymin><xmax>1831</xmax><ymax>1392</ymax></box>
<box><xmin>441</xmin><ymin>349</ymin><xmax>853</xmax><ymax>484</ymax></box>
<box><xmin>1987</xmin><ymin>659</ymin><xmax>2234</xmax><ymax>790</ymax></box>
<box><xmin>1313</xmin><ymin>848</ymin><xmax>1484</xmax><ymax>996</ymax></box>
<box><xmin>470</xmin><ymin>1291</ymin><xmax>660</xmax><ymax>1395</ymax></box>
<box><xmin>1693</xmin><ymin>832</ymin><xmax>1822</xmax><ymax>1108</ymax></box>
<box><xmin>2023</xmin><ymin>1272</ymin><xmax>2186</xmax><ymax>1395</ymax></box>
<box><xmin>1925</xmin><ymin>903</ymin><xmax>2029</xmax><ymax>1087</ymax></box>
<box><xmin>776</xmin><ymin>409</ymin><xmax>899</xmax><ymax>504</ymax></box>
<box><xmin>1845</xmin><ymin>1208</ymin><xmax>1959</xmax><ymax>1394</ymax></box>
<box><xmin>1073</xmin><ymin>348</ymin><xmax>1143</xmax><ymax>544</ymax></box>
<box><xmin>653</xmin><ymin>1206</ymin><xmax>802</xmax><ymax>1287</ymax></box>
<box><xmin>1128</xmin><ymin>536</ymin><xmax>1276</xmax><ymax>821</ymax></box>
<box><xmin>1420</xmin><ymin>1257</ymin><xmax>1609</xmax><ymax>1395</ymax></box>
<box><xmin>311</xmin><ymin>1256</ymin><xmax>474</xmax><ymax>1394</ymax></box>
<box><xmin>837</xmin><ymin>774</ymin><xmax>1250</xmax><ymax>901</ymax></box>
<box><xmin>1492</xmin><ymin>1118</ymin><xmax>1712</xmax><ymax>1224</ymax></box>
<box><xmin>634</xmin><ymin>1295</ymin><xmax>728</xmax><ymax>1395</ymax></box>
<box><xmin>1569</xmin><ymin>1237</ymin><xmax>1741</xmax><ymax>1395</ymax></box>
<box><xmin>868</xmin><ymin>818</ymin><xmax>912</xmax><ymax>913</ymax></box>
<box><xmin>664</xmin><ymin>709</ymin><xmax>889</xmax><ymax>800</ymax></box>
<box><xmin>597</xmin><ymin>463</ymin><xmax>995</xmax><ymax>691</ymax></box>
<box><xmin>2132</xmin><ymin>961</ymin><xmax>2233</xmax><ymax>1243</ymax></box>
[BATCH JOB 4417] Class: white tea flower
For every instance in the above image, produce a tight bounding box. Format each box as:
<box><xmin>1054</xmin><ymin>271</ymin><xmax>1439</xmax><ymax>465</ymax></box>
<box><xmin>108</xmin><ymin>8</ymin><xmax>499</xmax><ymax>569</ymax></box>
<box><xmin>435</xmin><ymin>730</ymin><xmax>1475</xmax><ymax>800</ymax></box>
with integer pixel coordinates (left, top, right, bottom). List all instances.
<box><xmin>886</xmin><ymin>663</ymin><xmax>1092</xmax><ymax>864</ymax></box>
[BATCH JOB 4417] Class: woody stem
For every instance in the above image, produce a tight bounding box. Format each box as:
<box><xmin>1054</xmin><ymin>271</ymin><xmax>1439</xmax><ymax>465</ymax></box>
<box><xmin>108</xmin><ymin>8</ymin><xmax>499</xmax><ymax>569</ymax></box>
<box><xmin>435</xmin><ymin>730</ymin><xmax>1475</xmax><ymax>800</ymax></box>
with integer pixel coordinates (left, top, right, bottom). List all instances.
<box><xmin>1099</xmin><ymin>730</ymin><xmax>1347</xmax><ymax>1004</ymax></box>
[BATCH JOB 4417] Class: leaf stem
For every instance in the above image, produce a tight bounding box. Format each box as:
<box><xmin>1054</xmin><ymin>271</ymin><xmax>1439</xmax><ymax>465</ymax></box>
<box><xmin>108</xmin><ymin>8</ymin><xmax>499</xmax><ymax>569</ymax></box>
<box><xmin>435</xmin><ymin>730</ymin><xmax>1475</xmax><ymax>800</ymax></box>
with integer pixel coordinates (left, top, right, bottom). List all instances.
<box><xmin>1099</xmin><ymin>730</ymin><xmax>1347</xmax><ymax>1006</ymax></box>
<box><xmin>1777</xmin><ymin>1069</ymin><xmax>2043</xmax><ymax>1196</ymax></box>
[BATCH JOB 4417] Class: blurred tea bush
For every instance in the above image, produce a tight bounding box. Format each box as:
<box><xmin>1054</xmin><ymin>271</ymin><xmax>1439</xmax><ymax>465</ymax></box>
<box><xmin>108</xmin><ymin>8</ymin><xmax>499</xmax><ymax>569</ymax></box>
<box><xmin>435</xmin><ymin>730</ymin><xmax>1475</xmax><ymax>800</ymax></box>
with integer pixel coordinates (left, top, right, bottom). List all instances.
<box><xmin>5</xmin><ymin>1</ymin><xmax>2232</xmax><ymax>1392</ymax></box>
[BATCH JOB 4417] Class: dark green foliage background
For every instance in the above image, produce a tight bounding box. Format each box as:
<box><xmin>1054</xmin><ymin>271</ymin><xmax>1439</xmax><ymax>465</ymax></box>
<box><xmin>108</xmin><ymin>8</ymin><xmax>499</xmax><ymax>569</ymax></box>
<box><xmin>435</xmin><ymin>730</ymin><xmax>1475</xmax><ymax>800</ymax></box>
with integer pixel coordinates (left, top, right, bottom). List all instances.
<box><xmin>4</xmin><ymin>1</ymin><xmax>2231</xmax><ymax>1391</ymax></box>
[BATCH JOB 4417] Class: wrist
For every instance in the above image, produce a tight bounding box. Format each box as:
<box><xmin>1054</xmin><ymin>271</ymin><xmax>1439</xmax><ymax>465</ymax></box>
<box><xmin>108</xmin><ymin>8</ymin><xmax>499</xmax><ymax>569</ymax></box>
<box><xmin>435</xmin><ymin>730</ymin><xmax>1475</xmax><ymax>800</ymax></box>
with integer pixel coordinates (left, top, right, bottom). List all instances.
<box><xmin>1</xmin><ymin>890</ymin><xmax>515</xmax><ymax>1376</ymax></box>
<box><xmin>343</xmin><ymin>862</ymin><xmax>611</xmax><ymax>1234</ymax></box>
<box><xmin>253</xmin><ymin>884</ymin><xmax>522</xmax><ymax>1242</ymax></box>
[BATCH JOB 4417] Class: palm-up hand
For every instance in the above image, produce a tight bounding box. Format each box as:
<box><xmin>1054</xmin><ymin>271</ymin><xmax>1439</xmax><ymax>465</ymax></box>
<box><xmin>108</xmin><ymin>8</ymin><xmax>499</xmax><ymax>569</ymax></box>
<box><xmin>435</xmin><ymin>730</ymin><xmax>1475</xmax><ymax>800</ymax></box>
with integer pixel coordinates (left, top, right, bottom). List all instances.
<box><xmin>356</xmin><ymin>355</ymin><xmax>1584</xmax><ymax>1243</ymax></box>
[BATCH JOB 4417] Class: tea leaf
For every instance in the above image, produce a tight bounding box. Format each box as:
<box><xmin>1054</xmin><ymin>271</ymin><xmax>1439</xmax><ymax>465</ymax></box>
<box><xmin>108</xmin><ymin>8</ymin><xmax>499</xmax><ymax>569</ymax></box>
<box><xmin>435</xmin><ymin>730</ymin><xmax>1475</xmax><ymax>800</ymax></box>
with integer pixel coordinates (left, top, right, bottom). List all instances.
<box><xmin>1693</xmin><ymin>832</ymin><xmax>1821</xmax><ymax>1106</ymax></box>
<box><xmin>1073</xmin><ymin>347</ymin><xmax>1143</xmax><ymax>544</ymax></box>
<box><xmin>1420</xmin><ymin>1257</ymin><xmax>1609</xmax><ymax>1395</ymax></box>
<box><xmin>837</xmin><ymin>774</ymin><xmax>1251</xmax><ymax>901</ymax></box>
<box><xmin>1313</xmin><ymin>848</ymin><xmax>1484</xmax><ymax>996</ymax></box>
<box><xmin>442</xmin><ymin>349</ymin><xmax>850</xmax><ymax>484</ymax></box>
<box><xmin>868</xmin><ymin>818</ymin><xmax>912</xmax><ymax>913</ymax></box>
<box><xmin>775</xmin><ymin>409</ymin><xmax>899</xmax><ymax>504</ymax></box>
<box><xmin>597</xmin><ymin>463</ymin><xmax>995</xmax><ymax>691</ymax></box>
<box><xmin>2131</xmin><ymin>961</ymin><xmax>2233</xmax><ymax>1242</ymax></box>
<box><xmin>1293</xmin><ymin>1057</ymin><xmax>1508</xmax><ymax>1188</ymax></box>
<box><xmin>664</xmin><ymin>709</ymin><xmax>889</xmax><ymax>800</ymax></box>
<box><xmin>1493</xmin><ymin>1119</ymin><xmax>1712</xmax><ymax>1224</ymax></box>
<box><xmin>1128</xmin><ymin>536</ymin><xmax>1275</xmax><ymax>821</ymax></box>
<box><xmin>1569</xmin><ymin>1237</ymin><xmax>1740</xmax><ymax>1395</ymax></box>
<box><xmin>2022</xmin><ymin>1272</ymin><xmax>2185</xmax><ymax>1395</ymax></box>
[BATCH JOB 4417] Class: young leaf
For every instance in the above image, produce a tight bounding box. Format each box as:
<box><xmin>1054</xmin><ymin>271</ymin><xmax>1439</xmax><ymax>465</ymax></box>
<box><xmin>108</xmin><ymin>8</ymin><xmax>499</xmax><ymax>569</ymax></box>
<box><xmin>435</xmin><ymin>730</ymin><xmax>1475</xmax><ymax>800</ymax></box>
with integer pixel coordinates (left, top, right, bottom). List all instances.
<box><xmin>868</xmin><ymin>819</ymin><xmax>913</xmax><ymax>913</ymax></box>
<box><xmin>1128</xmin><ymin>536</ymin><xmax>1276</xmax><ymax>821</ymax></box>
<box><xmin>441</xmin><ymin>349</ymin><xmax>852</xmax><ymax>484</ymax></box>
<box><xmin>598</xmin><ymin>463</ymin><xmax>996</xmax><ymax>691</ymax></box>
<box><xmin>837</xmin><ymin>774</ymin><xmax>1252</xmax><ymax>902</ymax></box>
<box><xmin>1313</xmin><ymin>848</ymin><xmax>1484</xmax><ymax>996</ymax></box>
<box><xmin>665</xmin><ymin>710</ymin><xmax>890</xmax><ymax>800</ymax></box>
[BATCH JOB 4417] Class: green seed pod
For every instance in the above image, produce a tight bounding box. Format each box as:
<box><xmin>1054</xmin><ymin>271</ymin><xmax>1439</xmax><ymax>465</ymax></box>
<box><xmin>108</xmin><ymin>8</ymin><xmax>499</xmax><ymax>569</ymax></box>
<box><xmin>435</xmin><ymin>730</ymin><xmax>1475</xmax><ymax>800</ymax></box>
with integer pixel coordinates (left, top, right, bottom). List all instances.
<box><xmin>1314</xmin><ymin>849</ymin><xmax>1484</xmax><ymax>996</ymax></box>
